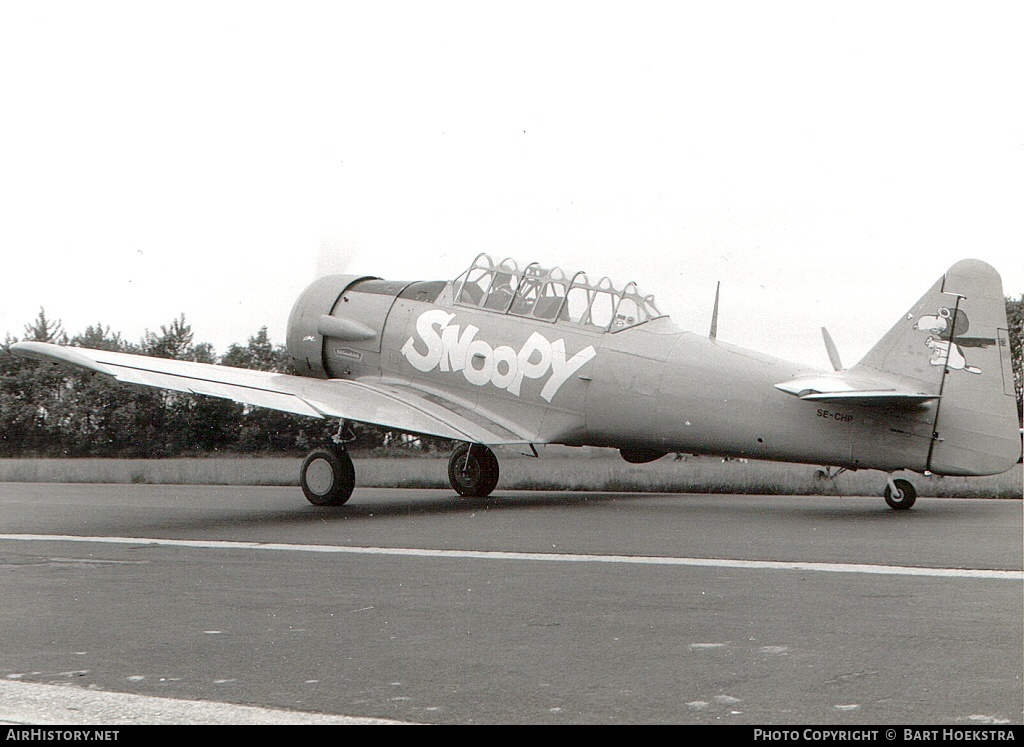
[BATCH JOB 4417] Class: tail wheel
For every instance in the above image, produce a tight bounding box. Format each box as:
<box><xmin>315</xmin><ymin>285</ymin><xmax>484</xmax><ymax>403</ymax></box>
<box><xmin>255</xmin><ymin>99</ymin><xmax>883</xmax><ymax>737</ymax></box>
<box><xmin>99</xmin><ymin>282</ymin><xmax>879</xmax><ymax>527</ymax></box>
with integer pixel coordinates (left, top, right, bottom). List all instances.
<box><xmin>300</xmin><ymin>448</ymin><xmax>355</xmax><ymax>506</ymax></box>
<box><xmin>884</xmin><ymin>478</ymin><xmax>917</xmax><ymax>510</ymax></box>
<box><xmin>448</xmin><ymin>443</ymin><xmax>500</xmax><ymax>498</ymax></box>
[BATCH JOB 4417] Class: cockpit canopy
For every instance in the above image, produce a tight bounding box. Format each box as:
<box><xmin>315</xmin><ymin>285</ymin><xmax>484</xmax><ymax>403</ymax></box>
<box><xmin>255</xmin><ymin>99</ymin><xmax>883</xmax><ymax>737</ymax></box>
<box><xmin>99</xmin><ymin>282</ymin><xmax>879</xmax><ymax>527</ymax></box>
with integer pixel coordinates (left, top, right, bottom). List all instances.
<box><xmin>452</xmin><ymin>253</ymin><xmax>664</xmax><ymax>332</ymax></box>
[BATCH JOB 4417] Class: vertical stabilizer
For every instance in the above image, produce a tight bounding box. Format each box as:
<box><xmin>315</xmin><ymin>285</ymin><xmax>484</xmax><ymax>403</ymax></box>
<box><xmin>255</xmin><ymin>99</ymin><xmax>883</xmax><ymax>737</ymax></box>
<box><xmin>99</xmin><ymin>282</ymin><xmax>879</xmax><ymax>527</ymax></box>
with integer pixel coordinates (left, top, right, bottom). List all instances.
<box><xmin>853</xmin><ymin>259</ymin><xmax>1019</xmax><ymax>475</ymax></box>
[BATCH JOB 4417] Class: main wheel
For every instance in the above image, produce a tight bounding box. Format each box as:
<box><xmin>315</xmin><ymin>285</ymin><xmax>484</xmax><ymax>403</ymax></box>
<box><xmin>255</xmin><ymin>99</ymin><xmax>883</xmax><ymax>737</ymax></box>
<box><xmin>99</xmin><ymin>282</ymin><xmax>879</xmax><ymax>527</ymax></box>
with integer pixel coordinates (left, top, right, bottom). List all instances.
<box><xmin>300</xmin><ymin>448</ymin><xmax>355</xmax><ymax>506</ymax></box>
<box><xmin>448</xmin><ymin>443</ymin><xmax>500</xmax><ymax>498</ymax></box>
<box><xmin>884</xmin><ymin>478</ymin><xmax>917</xmax><ymax>510</ymax></box>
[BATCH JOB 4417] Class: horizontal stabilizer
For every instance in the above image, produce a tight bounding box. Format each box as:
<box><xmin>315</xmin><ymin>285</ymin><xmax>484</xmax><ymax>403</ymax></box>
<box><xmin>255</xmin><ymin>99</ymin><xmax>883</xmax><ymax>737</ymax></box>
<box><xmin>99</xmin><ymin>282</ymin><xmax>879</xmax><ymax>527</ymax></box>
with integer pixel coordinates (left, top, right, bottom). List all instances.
<box><xmin>774</xmin><ymin>375</ymin><xmax>938</xmax><ymax>409</ymax></box>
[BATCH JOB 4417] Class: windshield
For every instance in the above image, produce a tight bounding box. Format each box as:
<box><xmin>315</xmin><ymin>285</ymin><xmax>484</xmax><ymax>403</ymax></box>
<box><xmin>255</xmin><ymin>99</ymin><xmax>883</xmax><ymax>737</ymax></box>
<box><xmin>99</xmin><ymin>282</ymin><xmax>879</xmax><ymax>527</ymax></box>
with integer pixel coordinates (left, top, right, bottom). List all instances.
<box><xmin>453</xmin><ymin>253</ymin><xmax>663</xmax><ymax>332</ymax></box>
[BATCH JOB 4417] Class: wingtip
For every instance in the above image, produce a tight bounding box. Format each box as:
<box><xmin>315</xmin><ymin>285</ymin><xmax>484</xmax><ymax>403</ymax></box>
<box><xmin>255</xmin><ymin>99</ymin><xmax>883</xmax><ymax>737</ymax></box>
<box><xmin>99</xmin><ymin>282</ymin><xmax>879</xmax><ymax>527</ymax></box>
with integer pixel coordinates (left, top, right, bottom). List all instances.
<box><xmin>9</xmin><ymin>341</ymin><xmax>116</xmax><ymax>376</ymax></box>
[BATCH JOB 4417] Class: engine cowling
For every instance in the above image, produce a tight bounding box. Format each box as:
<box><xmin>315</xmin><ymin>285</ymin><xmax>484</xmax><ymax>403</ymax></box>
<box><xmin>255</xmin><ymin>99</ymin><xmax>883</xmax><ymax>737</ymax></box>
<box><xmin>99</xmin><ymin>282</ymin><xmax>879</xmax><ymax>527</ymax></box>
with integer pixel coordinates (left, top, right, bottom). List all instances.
<box><xmin>286</xmin><ymin>274</ymin><xmax>377</xmax><ymax>378</ymax></box>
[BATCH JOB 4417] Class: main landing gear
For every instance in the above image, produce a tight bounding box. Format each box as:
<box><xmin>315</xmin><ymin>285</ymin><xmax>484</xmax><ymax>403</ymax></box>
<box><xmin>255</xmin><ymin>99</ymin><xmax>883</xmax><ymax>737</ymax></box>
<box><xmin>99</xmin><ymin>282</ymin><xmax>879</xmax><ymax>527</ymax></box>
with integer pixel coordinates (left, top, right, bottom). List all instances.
<box><xmin>299</xmin><ymin>427</ymin><xmax>501</xmax><ymax>506</ymax></box>
<box><xmin>300</xmin><ymin>446</ymin><xmax>355</xmax><ymax>506</ymax></box>
<box><xmin>300</xmin><ymin>421</ymin><xmax>356</xmax><ymax>506</ymax></box>
<box><xmin>884</xmin><ymin>475</ymin><xmax>917</xmax><ymax>510</ymax></box>
<box><xmin>448</xmin><ymin>443</ymin><xmax>500</xmax><ymax>498</ymax></box>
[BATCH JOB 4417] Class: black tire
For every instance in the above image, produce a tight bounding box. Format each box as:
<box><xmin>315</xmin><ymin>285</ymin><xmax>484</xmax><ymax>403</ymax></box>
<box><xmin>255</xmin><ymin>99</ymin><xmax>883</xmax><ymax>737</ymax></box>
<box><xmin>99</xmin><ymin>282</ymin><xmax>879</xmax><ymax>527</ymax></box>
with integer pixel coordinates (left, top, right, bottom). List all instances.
<box><xmin>300</xmin><ymin>448</ymin><xmax>355</xmax><ymax>506</ymax></box>
<box><xmin>448</xmin><ymin>443</ymin><xmax>500</xmax><ymax>498</ymax></box>
<box><xmin>884</xmin><ymin>478</ymin><xmax>917</xmax><ymax>510</ymax></box>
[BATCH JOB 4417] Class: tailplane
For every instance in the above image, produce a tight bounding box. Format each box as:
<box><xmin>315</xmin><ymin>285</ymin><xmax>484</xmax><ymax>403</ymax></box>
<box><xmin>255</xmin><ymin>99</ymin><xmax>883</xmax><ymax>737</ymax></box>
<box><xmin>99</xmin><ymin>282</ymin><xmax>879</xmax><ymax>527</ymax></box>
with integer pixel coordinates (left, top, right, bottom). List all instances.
<box><xmin>852</xmin><ymin>259</ymin><xmax>1020</xmax><ymax>475</ymax></box>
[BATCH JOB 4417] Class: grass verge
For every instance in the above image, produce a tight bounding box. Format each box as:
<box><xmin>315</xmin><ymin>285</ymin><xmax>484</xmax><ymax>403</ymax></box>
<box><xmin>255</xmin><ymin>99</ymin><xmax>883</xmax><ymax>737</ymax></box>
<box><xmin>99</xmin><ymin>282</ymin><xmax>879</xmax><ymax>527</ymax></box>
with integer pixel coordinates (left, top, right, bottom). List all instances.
<box><xmin>0</xmin><ymin>454</ymin><xmax>1019</xmax><ymax>498</ymax></box>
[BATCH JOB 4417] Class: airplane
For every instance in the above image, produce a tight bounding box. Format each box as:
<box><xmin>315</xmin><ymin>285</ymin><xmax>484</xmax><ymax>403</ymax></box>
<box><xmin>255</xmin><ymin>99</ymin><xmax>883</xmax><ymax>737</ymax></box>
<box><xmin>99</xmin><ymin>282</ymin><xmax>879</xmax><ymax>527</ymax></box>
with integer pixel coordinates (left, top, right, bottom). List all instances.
<box><xmin>11</xmin><ymin>253</ymin><xmax>1022</xmax><ymax>510</ymax></box>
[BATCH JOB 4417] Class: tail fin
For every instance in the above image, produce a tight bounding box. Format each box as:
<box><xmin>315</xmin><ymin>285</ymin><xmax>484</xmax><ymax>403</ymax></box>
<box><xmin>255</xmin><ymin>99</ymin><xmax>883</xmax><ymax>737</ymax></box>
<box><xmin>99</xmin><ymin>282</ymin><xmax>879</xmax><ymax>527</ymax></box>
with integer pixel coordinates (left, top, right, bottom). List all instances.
<box><xmin>853</xmin><ymin>259</ymin><xmax>1020</xmax><ymax>475</ymax></box>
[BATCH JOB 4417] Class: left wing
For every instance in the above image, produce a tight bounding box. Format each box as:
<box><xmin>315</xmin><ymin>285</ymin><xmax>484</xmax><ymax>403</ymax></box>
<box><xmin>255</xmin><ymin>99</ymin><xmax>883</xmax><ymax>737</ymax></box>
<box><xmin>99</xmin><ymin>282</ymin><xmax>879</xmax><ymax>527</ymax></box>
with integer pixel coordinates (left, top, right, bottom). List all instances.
<box><xmin>10</xmin><ymin>341</ymin><xmax>531</xmax><ymax>445</ymax></box>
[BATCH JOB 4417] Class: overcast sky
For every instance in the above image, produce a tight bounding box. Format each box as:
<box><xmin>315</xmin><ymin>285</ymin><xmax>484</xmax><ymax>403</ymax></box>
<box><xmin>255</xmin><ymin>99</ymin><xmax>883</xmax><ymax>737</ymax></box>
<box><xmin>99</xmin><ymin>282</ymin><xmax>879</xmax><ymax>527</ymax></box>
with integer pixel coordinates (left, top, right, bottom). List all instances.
<box><xmin>2</xmin><ymin>2</ymin><xmax>1021</xmax><ymax>371</ymax></box>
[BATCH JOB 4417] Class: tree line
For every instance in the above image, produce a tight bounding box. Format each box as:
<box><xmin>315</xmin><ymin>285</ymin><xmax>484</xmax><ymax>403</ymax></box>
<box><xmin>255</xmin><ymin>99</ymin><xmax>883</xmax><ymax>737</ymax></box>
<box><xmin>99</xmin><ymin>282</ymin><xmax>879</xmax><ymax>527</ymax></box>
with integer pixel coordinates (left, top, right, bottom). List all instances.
<box><xmin>1</xmin><ymin>300</ymin><xmax>1022</xmax><ymax>459</ymax></box>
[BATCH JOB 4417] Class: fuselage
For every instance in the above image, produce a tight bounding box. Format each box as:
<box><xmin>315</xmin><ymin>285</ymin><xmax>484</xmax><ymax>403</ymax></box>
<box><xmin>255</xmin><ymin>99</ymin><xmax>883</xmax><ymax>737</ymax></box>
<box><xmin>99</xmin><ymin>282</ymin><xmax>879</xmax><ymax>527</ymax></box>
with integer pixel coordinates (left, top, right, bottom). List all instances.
<box><xmin>288</xmin><ymin>275</ymin><xmax>946</xmax><ymax>475</ymax></box>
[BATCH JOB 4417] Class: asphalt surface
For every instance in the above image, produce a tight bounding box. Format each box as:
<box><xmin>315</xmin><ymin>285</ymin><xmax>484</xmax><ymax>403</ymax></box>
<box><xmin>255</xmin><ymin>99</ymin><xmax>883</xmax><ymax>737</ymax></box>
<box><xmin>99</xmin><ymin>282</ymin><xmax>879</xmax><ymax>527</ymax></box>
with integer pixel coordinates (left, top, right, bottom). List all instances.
<box><xmin>0</xmin><ymin>482</ymin><xmax>1021</xmax><ymax>725</ymax></box>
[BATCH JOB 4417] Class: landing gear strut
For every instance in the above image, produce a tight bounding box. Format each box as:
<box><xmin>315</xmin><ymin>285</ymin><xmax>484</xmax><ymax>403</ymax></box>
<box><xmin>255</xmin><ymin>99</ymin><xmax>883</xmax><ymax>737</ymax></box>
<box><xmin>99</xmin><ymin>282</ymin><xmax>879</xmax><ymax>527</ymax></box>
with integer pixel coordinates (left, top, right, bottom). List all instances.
<box><xmin>884</xmin><ymin>475</ymin><xmax>917</xmax><ymax>510</ymax></box>
<box><xmin>448</xmin><ymin>443</ymin><xmax>500</xmax><ymax>498</ymax></box>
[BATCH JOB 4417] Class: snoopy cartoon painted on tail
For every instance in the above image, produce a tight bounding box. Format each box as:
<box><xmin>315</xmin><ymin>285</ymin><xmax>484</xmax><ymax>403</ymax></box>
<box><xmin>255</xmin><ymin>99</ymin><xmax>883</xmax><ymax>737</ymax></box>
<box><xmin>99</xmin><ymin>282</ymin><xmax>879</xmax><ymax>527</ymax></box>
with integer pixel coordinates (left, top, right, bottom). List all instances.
<box><xmin>914</xmin><ymin>306</ymin><xmax>994</xmax><ymax>375</ymax></box>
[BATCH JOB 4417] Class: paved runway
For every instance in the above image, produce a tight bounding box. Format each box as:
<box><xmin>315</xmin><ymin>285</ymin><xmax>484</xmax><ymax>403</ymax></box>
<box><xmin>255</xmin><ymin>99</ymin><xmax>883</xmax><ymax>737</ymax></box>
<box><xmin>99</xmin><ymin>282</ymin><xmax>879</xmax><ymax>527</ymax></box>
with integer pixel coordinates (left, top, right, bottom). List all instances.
<box><xmin>0</xmin><ymin>483</ymin><xmax>1020</xmax><ymax>725</ymax></box>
